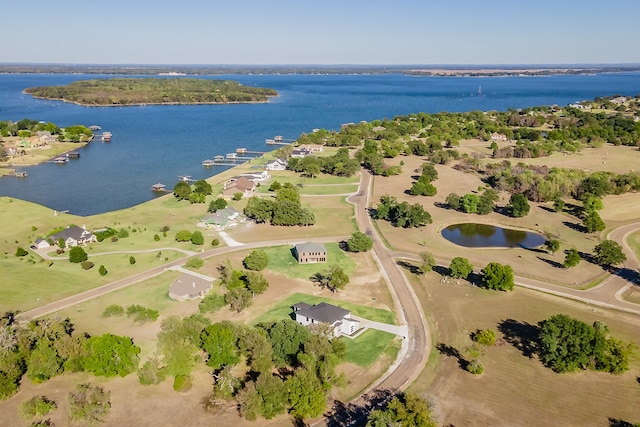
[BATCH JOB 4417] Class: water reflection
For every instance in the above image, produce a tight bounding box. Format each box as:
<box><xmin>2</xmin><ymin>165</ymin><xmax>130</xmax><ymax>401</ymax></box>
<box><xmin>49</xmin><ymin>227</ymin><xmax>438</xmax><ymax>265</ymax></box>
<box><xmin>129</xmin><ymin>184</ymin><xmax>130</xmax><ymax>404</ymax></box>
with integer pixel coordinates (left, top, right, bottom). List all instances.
<box><xmin>442</xmin><ymin>223</ymin><xmax>545</xmax><ymax>248</ymax></box>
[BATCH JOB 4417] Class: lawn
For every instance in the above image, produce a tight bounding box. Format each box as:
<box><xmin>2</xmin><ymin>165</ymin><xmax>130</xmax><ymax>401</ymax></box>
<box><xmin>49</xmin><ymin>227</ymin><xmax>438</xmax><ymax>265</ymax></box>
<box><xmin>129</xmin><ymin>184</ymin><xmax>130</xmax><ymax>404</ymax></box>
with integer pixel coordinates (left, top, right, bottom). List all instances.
<box><xmin>260</xmin><ymin>243</ymin><xmax>356</xmax><ymax>279</ymax></box>
<box><xmin>343</xmin><ymin>329</ymin><xmax>399</xmax><ymax>367</ymax></box>
<box><xmin>250</xmin><ymin>292</ymin><xmax>396</xmax><ymax>325</ymax></box>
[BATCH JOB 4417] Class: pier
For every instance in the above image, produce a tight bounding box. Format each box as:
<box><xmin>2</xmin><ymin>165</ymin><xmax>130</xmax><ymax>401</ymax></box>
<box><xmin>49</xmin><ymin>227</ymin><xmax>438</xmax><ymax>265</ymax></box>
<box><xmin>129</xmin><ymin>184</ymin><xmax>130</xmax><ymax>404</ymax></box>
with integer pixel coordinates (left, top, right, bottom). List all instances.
<box><xmin>7</xmin><ymin>171</ymin><xmax>28</xmax><ymax>178</ymax></box>
<box><xmin>151</xmin><ymin>183</ymin><xmax>170</xmax><ymax>192</ymax></box>
<box><xmin>265</xmin><ymin>135</ymin><xmax>295</xmax><ymax>145</ymax></box>
<box><xmin>101</xmin><ymin>132</ymin><xmax>112</xmax><ymax>142</ymax></box>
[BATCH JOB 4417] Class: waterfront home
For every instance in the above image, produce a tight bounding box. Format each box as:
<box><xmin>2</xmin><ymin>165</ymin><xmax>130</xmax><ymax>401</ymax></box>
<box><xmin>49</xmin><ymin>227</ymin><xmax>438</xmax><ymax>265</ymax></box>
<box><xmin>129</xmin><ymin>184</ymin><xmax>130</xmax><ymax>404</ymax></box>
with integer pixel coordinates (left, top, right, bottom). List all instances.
<box><xmin>238</xmin><ymin>170</ymin><xmax>270</xmax><ymax>183</ymax></box>
<box><xmin>293</xmin><ymin>302</ymin><xmax>360</xmax><ymax>337</ymax></box>
<box><xmin>199</xmin><ymin>207</ymin><xmax>240</xmax><ymax>229</ymax></box>
<box><xmin>291</xmin><ymin>147</ymin><xmax>312</xmax><ymax>158</ymax></box>
<box><xmin>490</xmin><ymin>132</ymin><xmax>508</xmax><ymax>141</ymax></box>
<box><xmin>293</xmin><ymin>242</ymin><xmax>327</xmax><ymax>264</ymax></box>
<box><xmin>168</xmin><ymin>273</ymin><xmax>212</xmax><ymax>301</ymax></box>
<box><xmin>50</xmin><ymin>225</ymin><xmax>97</xmax><ymax>247</ymax></box>
<box><xmin>265</xmin><ymin>158</ymin><xmax>288</xmax><ymax>171</ymax></box>
<box><xmin>222</xmin><ymin>176</ymin><xmax>256</xmax><ymax>198</ymax></box>
<box><xmin>297</xmin><ymin>144</ymin><xmax>324</xmax><ymax>153</ymax></box>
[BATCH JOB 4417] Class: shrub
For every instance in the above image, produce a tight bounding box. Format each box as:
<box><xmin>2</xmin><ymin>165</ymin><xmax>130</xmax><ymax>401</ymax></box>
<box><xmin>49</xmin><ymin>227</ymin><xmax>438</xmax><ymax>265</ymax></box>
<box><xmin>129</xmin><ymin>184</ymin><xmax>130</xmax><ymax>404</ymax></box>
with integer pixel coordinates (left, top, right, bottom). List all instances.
<box><xmin>471</xmin><ymin>329</ymin><xmax>497</xmax><ymax>346</ymax></box>
<box><xmin>20</xmin><ymin>395</ymin><xmax>57</xmax><ymax>418</ymax></box>
<box><xmin>160</xmin><ymin>225</ymin><xmax>170</xmax><ymax>232</ymax></box>
<box><xmin>138</xmin><ymin>359</ymin><xmax>166</xmax><ymax>386</ymax></box>
<box><xmin>129</xmin><ymin>256</ymin><xmax>136</xmax><ymax>265</ymax></box>
<box><xmin>243</xmin><ymin>249</ymin><xmax>269</xmax><ymax>271</ymax></box>
<box><xmin>110</xmin><ymin>236</ymin><xmax>118</xmax><ymax>243</ymax></box>
<box><xmin>117</xmin><ymin>228</ymin><xmax>129</xmax><ymax>238</ymax></box>
<box><xmin>175</xmin><ymin>230</ymin><xmax>192</xmax><ymax>242</ymax></box>
<box><xmin>102</xmin><ymin>304</ymin><xmax>124</xmax><ymax>317</ymax></box>
<box><xmin>199</xmin><ymin>293</ymin><xmax>226</xmax><ymax>314</ymax></box>
<box><xmin>211</xmin><ymin>239</ymin><xmax>220</xmax><ymax>247</ymax></box>
<box><xmin>153</xmin><ymin>234</ymin><xmax>160</xmax><ymax>242</ymax></box>
<box><xmin>185</xmin><ymin>257</ymin><xmax>204</xmax><ymax>269</ymax></box>
<box><xmin>232</xmin><ymin>192</ymin><xmax>243</xmax><ymax>201</ymax></box>
<box><xmin>68</xmin><ymin>383</ymin><xmax>111</xmax><ymax>425</ymax></box>
<box><xmin>346</xmin><ymin>231</ymin><xmax>373</xmax><ymax>252</ymax></box>
<box><xmin>69</xmin><ymin>246</ymin><xmax>88</xmax><ymax>263</ymax></box>
<box><xmin>99</xmin><ymin>265</ymin><xmax>108</xmax><ymax>276</ymax></box>
<box><xmin>173</xmin><ymin>375</ymin><xmax>192</xmax><ymax>392</ymax></box>
<box><xmin>15</xmin><ymin>247</ymin><xmax>28</xmax><ymax>257</ymax></box>
<box><xmin>191</xmin><ymin>231</ymin><xmax>204</xmax><ymax>245</ymax></box>
<box><xmin>81</xmin><ymin>261</ymin><xmax>94</xmax><ymax>270</ymax></box>
<box><xmin>126</xmin><ymin>305</ymin><xmax>159</xmax><ymax>323</ymax></box>
<box><xmin>466</xmin><ymin>359</ymin><xmax>484</xmax><ymax>375</ymax></box>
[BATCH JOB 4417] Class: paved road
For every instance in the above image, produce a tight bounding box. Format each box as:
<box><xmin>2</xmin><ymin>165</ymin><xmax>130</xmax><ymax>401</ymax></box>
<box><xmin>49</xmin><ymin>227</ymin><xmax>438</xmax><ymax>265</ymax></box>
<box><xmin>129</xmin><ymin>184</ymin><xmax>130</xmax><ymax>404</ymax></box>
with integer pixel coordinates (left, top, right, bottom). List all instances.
<box><xmin>17</xmin><ymin>235</ymin><xmax>349</xmax><ymax>320</ymax></box>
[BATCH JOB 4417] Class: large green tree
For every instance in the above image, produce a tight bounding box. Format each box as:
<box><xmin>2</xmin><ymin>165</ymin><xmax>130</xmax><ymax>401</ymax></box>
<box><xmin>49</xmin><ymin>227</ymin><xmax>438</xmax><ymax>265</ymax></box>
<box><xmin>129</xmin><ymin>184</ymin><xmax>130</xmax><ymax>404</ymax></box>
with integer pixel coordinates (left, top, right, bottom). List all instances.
<box><xmin>243</xmin><ymin>250</ymin><xmax>269</xmax><ymax>271</ymax></box>
<box><xmin>480</xmin><ymin>262</ymin><xmax>514</xmax><ymax>291</ymax></box>
<box><xmin>449</xmin><ymin>257</ymin><xmax>473</xmax><ymax>280</ymax></box>
<box><xmin>346</xmin><ymin>231</ymin><xmax>373</xmax><ymax>252</ymax></box>
<box><xmin>508</xmin><ymin>193</ymin><xmax>531</xmax><ymax>217</ymax></box>
<box><xmin>286</xmin><ymin>368</ymin><xmax>326</xmax><ymax>419</ymax></box>
<box><xmin>82</xmin><ymin>334</ymin><xmax>140</xmax><ymax>377</ymax></box>
<box><xmin>593</xmin><ymin>240</ymin><xmax>627</xmax><ymax>267</ymax></box>
<box><xmin>69</xmin><ymin>246</ymin><xmax>88</xmax><ymax>263</ymax></box>
<box><xmin>366</xmin><ymin>393</ymin><xmax>436</xmax><ymax>427</ymax></box>
<box><xmin>200</xmin><ymin>322</ymin><xmax>239</xmax><ymax>371</ymax></box>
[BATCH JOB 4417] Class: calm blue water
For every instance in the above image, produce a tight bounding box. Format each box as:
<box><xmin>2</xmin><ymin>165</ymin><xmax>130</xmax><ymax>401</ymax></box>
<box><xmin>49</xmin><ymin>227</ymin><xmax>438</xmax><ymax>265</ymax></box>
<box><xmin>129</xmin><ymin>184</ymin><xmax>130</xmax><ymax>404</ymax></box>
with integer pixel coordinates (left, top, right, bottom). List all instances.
<box><xmin>1</xmin><ymin>72</ymin><xmax>640</xmax><ymax>216</ymax></box>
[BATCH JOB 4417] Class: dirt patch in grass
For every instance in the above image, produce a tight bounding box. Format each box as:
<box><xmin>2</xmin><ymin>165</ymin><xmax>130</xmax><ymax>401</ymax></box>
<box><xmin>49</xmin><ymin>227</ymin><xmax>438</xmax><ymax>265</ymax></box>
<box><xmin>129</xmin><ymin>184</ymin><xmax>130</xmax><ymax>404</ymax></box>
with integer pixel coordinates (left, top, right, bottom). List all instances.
<box><xmin>407</xmin><ymin>271</ymin><xmax>640</xmax><ymax>427</ymax></box>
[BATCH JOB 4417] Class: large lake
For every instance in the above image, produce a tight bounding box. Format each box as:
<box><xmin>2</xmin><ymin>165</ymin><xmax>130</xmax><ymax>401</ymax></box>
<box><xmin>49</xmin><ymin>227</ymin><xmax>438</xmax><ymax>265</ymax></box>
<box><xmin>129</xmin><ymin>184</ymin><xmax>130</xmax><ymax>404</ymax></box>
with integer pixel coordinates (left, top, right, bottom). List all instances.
<box><xmin>1</xmin><ymin>72</ymin><xmax>640</xmax><ymax>216</ymax></box>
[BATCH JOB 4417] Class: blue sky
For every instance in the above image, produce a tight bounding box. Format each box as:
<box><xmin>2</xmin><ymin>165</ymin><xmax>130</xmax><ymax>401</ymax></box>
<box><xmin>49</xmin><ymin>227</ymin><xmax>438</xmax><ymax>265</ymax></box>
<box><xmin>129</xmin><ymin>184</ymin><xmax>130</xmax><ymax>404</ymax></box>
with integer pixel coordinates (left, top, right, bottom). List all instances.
<box><xmin>5</xmin><ymin>0</ymin><xmax>639</xmax><ymax>65</ymax></box>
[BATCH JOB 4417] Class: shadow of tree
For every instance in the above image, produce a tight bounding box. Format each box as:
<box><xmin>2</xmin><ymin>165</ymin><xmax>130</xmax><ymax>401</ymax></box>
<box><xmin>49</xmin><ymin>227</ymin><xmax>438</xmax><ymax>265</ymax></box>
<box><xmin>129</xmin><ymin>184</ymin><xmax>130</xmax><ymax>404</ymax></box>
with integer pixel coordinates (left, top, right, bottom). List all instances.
<box><xmin>397</xmin><ymin>260</ymin><xmax>420</xmax><ymax>275</ymax></box>
<box><xmin>433</xmin><ymin>265</ymin><xmax>449</xmax><ymax>277</ymax></box>
<box><xmin>608</xmin><ymin>418</ymin><xmax>638</xmax><ymax>427</ymax></box>
<box><xmin>563</xmin><ymin>220</ymin><xmax>586</xmax><ymax>233</ymax></box>
<box><xmin>497</xmin><ymin>319</ymin><xmax>539</xmax><ymax>359</ymax></box>
<box><xmin>324</xmin><ymin>388</ymin><xmax>396</xmax><ymax>427</ymax></box>
<box><xmin>536</xmin><ymin>256</ymin><xmax>564</xmax><ymax>269</ymax></box>
<box><xmin>436</xmin><ymin>342</ymin><xmax>469</xmax><ymax>370</ymax></box>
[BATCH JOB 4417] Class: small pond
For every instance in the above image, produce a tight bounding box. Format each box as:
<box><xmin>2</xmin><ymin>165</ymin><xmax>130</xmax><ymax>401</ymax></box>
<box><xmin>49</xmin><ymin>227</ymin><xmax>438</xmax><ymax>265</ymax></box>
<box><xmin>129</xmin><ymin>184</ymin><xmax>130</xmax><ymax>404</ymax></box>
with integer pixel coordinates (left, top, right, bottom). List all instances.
<box><xmin>441</xmin><ymin>223</ymin><xmax>545</xmax><ymax>248</ymax></box>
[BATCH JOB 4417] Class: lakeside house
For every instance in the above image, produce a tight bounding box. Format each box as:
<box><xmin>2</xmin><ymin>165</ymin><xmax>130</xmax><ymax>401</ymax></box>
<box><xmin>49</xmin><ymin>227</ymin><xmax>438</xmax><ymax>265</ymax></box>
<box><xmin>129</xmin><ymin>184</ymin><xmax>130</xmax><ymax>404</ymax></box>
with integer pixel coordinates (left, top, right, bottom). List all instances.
<box><xmin>297</xmin><ymin>144</ymin><xmax>324</xmax><ymax>153</ymax></box>
<box><xmin>490</xmin><ymin>132</ymin><xmax>508</xmax><ymax>141</ymax></box>
<box><xmin>238</xmin><ymin>170</ymin><xmax>270</xmax><ymax>183</ymax></box>
<box><xmin>199</xmin><ymin>206</ymin><xmax>240</xmax><ymax>229</ymax></box>
<box><xmin>50</xmin><ymin>225</ymin><xmax>97</xmax><ymax>247</ymax></box>
<box><xmin>292</xmin><ymin>302</ymin><xmax>360</xmax><ymax>337</ymax></box>
<box><xmin>293</xmin><ymin>242</ymin><xmax>327</xmax><ymax>264</ymax></box>
<box><xmin>291</xmin><ymin>148</ymin><xmax>312</xmax><ymax>158</ymax></box>
<box><xmin>265</xmin><ymin>158</ymin><xmax>288</xmax><ymax>171</ymax></box>
<box><xmin>222</xmin><ymin>176</ymin><xmax>256</xmax><ymax>198</ymax></box>
<box><xmin>168</xmin><ymin>273</ymin><xmax>212</xmax><ymax>301</ymax></box>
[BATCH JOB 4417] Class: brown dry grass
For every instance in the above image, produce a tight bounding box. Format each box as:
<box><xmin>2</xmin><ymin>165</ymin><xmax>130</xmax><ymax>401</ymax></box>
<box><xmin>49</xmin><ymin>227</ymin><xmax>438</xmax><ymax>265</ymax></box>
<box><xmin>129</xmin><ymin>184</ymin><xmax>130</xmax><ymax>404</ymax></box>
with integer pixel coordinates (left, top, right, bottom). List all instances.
<box><xmin>407</xmin><ymin>270</ymin><xmax>640</xmax><ymax>427</ymax></box>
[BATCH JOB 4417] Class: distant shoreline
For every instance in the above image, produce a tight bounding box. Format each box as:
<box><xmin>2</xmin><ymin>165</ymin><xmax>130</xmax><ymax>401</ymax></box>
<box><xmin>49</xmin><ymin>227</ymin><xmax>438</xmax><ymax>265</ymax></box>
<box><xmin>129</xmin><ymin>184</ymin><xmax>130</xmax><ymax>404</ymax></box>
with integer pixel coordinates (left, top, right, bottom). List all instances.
<box><xmin>2</xmin><ymin>64</ymin><xmax>640</xmax><ymax>77</ymax></box>
<box><xmin>24</xmin><ymin>93</ymin><xmax>272</xmax><ymax>107</ymax></box>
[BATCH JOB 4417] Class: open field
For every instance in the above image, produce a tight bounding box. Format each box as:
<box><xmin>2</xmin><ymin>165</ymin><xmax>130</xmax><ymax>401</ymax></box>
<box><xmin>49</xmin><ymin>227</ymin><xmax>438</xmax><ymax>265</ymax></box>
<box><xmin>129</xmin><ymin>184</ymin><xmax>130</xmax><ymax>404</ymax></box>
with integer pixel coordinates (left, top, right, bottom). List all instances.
<box><xmin>371</xmin><ymin>154</ymin><xmax>606</xmax><ymax>287</ymax></box>
<box><xmin>404</xmin><ymin>268</ymin><xmax>640</xmax><ymax>427</ymax></box>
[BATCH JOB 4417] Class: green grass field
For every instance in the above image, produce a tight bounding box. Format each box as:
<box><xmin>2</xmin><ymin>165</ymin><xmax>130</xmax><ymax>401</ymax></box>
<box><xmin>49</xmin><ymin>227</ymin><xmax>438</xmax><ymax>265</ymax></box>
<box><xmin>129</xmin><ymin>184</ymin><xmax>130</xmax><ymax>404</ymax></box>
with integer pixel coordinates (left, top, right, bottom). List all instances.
<box><xmin>260</xmin><ymin>243</ymin><xmax>356</xmax><ymax>279</ymax></box>
<box><xmin>343</xmin><ymin>329</ymin><xmax>399</xmax><ymax>367</ymax></box>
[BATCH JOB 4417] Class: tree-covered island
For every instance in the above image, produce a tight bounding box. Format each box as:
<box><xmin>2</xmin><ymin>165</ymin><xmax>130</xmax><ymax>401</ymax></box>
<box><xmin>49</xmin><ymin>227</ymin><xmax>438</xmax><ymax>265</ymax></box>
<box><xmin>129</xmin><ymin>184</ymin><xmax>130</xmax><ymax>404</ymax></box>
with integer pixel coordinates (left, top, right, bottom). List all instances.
<box><xmin>24</xmin><ymin>78</ymin><xmax>278</xmax><ymax>106</ymax></box>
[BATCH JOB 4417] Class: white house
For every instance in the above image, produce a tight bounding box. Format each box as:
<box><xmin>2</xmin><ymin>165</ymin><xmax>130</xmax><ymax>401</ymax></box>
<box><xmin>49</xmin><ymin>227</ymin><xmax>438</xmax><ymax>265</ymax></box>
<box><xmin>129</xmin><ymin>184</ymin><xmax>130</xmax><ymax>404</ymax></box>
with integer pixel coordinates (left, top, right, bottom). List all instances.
<box><xmin>293</xmin><ymin>302</ymin><xmax>360</xmax><ymax>337</ymax></box>
<box><xmin>32</xmin><ymin>238</ymin><xmax>50</xmax><ymax>250</ymax></box>
<box><xmin>265</xmin><ymin>158</ymin><xmax>287</xmax><ymax>171</ymax></box>
<box><xmin>50</xmin><ymin>225</ymin><xmax>97</xmax><ymax>247</ymax></box>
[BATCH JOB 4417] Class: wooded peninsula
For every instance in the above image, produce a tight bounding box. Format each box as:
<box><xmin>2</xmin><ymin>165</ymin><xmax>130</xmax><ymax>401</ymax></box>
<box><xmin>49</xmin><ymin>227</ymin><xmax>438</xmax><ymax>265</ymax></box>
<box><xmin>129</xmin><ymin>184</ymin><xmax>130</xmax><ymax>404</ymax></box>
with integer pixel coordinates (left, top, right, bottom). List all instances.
<box><xmin>24</xmin><ymin>78</ymin><xmax>278</xmax><ymax>106</ymax></box>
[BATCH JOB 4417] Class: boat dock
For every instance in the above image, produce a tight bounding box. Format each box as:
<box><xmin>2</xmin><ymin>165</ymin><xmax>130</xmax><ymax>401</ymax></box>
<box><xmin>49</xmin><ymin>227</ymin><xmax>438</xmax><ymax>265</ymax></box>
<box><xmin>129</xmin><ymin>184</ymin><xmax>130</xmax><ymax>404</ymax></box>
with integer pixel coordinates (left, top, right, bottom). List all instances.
<box><xmin>151</xmin><ymin>183</ymin><xmax>170</xmax><ymax>192</ymax></box>
<box><xmin>265</xmin><ymin>135</ymin><xmax>295</xmax><ymax>145</ymax></box>
<box><xmin>7</xmin><ymin>171</ymin><xmax>28</xmax><ymax>178</ymax></box>
<box><xmin>101</xmin><ymin>132</ymin><xmax>112</xmax><ymax>142</ymax></box>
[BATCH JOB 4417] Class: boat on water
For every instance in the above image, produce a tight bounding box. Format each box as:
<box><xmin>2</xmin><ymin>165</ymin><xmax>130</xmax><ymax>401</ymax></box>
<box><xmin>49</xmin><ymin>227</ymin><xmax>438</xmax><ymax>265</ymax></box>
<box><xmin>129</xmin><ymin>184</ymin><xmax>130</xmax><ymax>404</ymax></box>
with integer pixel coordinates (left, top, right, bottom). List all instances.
<box><xmin>101</xmin><ymin>132</ymin><xmax>112</xmax><ymax>142</ymax></box>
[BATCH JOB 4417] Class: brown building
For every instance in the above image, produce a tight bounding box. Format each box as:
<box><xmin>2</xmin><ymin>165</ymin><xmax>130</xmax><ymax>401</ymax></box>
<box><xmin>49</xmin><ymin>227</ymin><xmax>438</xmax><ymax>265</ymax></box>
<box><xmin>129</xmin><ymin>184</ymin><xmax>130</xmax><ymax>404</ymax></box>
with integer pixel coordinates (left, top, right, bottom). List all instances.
<box><xmin>293</xmin><ymin>242</ymin><xmax>327</xmax><ymax>264</ymax></box>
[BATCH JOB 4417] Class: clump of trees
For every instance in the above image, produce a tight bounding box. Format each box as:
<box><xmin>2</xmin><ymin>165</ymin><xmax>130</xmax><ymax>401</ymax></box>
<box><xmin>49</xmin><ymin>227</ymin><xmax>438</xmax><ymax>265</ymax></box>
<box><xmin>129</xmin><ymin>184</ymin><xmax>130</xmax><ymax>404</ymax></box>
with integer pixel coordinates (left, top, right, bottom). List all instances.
<box><xmin>373</xmin><ymin>195</ymin><xmax>432</xmax><ymax>228</ymax></box>
<box><xmin>68</xmin><ymin>383</ymin><xmax>111</xmax><ymax>425</ymax></box>
<box><xmin>448</xmin><ymin>257</ymin><xmax>474</xmax><ymax>282</ymax></box>
<box><xmin>68</xmin><ymin>246</ymin><xmax>88</xmax><ymax>263</ymax></box>
<box><xmin>312</xmin><ymin>264</ymin><xmax>350</xmax><ymax>292</ymax></box>
<box><xmin>126</xmin><ymin>305</ymin><xmax>159</xmax><ymax>323</ymax></box>
<box><xmin>538</xmin><ymin>314</ymin><xmax>634</xmax><ymax>374</ymax></box>
<box><xmin>409</xmin><ymin>163</ymin><xmax>438</xmax><ymax>196</ymax></box>
<box><xmin>288</xmin><ymin>148</ymin><xmax>360</xmax><ymax>177</ymax></box>
<box><xmin>20</xmin><ymin>395</ymin><xmax>57</xmax><ymax>419</ymax></box>
<box><xmin>244</xmin><ymin>184</ymin><xmax>315</xmax><ymax>226</ymax></box>
<box><xmin>445</xmin><ymin>188</ymin><xmax>498</xmax><ymax>215</ymax></box>
<box><xmin>0</xmin><ymin>314</ymin><xmax>142</xmax><ymax>400</ymax></box>
<box><xmin>208</xmin><ymin>197</ymin><xmax>227</xmax><ymax>213</ymax></box>
<box><xmin>594</xmin><ymin>239</ymin><xmax>626</xmax><ymax>268</ymax></box>
<box><xmin>366</xmin><ymin>393</ymin><xmax>437</xmax><ymax>427</ymax></box>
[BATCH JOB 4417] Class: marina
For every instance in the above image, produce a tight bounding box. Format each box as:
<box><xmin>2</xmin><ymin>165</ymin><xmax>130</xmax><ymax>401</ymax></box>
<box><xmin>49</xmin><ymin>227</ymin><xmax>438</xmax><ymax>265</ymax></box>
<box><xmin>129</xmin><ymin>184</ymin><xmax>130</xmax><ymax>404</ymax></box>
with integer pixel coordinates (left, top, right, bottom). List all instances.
<box><xmin>265</xmin><ymin>135</ymin><xmax>294</xmax><ymax>145</ymax></box>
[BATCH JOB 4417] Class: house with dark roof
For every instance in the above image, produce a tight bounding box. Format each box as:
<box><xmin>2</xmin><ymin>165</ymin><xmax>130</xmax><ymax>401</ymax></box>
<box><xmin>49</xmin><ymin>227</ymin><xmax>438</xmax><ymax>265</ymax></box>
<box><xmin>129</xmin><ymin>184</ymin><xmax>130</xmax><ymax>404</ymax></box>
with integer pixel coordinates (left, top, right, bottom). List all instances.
<box><xmin>168</xmin><ymin>273</ymin><xmax>213</xmax><ymax>301</ymax></box>
<box><xmin>265</xmin><ymin>158</ymin><xmax>288</xmax><ymax>171</ymax></box>
<box><xmin>293</xmin><ymin>242</ymin><xmax>327</xmax><ymax>264</ymax></box>
<box><xmin>291</xmin><ymin>147</ymin><xmax>312</xmax><ymax>158</ymax></box>
<box><xmin>293</xmin><ymin>302</ymin><xmax>360</xmax><ymax>337</ymax></box>
<box><xmin>32</xmin><ymin>238</ymin><xmax>50</xmax><ymax>250</ymax></box>
<box><xmin>50</xmin><ymin>225</ymin><xmax>97</xmax><ymax>247</ymax></box>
